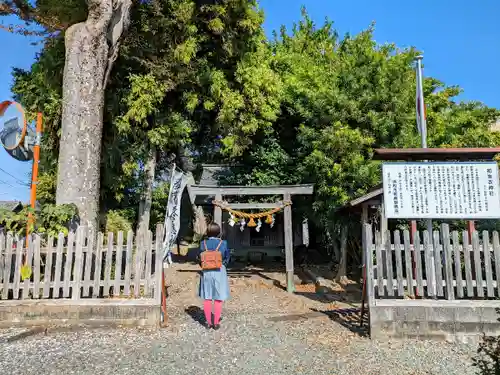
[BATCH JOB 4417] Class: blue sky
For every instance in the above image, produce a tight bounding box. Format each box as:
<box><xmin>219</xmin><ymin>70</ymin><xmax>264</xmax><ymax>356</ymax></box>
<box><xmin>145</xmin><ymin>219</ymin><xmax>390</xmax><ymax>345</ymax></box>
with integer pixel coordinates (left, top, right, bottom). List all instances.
<box><xmin>0</xmin><ymin>0</ymin><xmax>499</xmax><ymax>202</ymax></box>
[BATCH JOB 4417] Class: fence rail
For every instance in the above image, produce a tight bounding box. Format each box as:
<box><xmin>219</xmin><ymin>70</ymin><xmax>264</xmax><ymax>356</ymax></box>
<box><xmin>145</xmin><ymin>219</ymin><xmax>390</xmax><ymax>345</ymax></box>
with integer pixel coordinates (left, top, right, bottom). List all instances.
<box><xmin>364</xmin><ymin>224</ymin><xmax>500</xmax><ymax>300</ymax></box>
<box><xmin>0</xmin><ymin>225</ymin><xmax>164</xmax><ymax>301</ymax></box>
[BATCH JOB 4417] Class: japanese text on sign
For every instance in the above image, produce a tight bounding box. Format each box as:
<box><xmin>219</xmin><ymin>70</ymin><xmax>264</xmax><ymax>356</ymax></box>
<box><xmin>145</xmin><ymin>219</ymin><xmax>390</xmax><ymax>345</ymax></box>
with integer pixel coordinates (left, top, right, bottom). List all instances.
<box><xmin>382</xmin><ymin>162</ymin><xmax>500</xmax><ymax>219</ymax></box>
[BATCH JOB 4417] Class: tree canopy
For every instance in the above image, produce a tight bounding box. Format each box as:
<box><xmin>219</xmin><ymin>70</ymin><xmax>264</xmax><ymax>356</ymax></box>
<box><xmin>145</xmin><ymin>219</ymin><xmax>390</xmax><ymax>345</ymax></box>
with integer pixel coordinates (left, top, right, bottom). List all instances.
<box><xmin>3</xmin><ymin>3</ymin><xmax>499</xmax><ymax>238</ymax></box>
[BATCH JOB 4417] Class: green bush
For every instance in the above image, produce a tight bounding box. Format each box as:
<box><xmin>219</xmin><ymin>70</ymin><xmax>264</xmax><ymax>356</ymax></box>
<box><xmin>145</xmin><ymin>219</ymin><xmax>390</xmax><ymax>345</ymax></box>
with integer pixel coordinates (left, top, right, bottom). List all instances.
<box><xmin>105</xmin><ymin>210</ymin><xmax>133</xmax><ymax>234</ymax></box>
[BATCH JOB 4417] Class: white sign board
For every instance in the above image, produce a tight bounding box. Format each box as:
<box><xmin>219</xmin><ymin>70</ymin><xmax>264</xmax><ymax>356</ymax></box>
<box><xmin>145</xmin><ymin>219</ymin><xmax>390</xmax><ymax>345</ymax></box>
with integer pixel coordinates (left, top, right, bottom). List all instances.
<box><xmin>382</xmin><ymin>162</ymin><xmax>500</xmax><ymax>219</ymax></box>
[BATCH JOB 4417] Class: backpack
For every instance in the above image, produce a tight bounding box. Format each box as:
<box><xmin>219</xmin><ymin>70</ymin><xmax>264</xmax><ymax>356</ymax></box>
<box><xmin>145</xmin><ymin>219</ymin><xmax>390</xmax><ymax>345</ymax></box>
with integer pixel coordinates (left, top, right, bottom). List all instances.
<box><xmin>200</xmin><ymin>240</ymin><xmax>223</xmax><ymax>270</ymax></box>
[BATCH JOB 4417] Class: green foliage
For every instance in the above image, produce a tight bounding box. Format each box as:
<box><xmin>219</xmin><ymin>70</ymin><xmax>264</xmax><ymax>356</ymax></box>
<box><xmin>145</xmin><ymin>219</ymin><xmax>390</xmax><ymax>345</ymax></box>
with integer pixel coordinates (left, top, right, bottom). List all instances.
<box><xmin>0</xmin><ymin>203</ymin><xmax>78</xmax><ymax>237</ymax></box>
<box><xmin>225</xmin><ymin>12</ymin><xmax>500</xmax><ymax>233</ymax></box>
<box><xmin>150</xmin><ymin>182</ymin><xmax>170</xmax><ymax>229</ymax></box>
<box><xmin>6</xmin><ymin>3</ymin><xmax>500</xmax><ymax>242</ymax></box>
<box><xmin>37</xmin><ymin>203</ymin><xmax>78</xmax><ymax>236</ymax></box>
<box><xmin>105</xmin><ymin>210</ymin><xmax>133</xmax><ymax>234</ymax></box>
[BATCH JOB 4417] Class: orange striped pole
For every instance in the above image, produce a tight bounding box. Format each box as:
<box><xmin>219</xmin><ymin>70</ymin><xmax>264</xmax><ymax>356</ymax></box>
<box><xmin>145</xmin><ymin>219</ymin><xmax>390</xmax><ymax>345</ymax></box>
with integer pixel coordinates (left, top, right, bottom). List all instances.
<box><xmin>26</xmin><ymin>113</ymin><xmax>42</xmax><ymax>249</ymax></box>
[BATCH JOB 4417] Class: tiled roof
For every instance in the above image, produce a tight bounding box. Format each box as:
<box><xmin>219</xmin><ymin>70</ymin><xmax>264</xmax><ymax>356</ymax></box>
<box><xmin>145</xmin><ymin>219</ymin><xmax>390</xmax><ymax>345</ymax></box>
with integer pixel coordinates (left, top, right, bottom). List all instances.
<box><xmin>0</xmin><ymin>201</ymin><xmax>23</xmax><ymax>211</ymax></box>
<box><xmin>198</xmin><ymin>164</ymin><xmax>237</xmax><ymax>186</ymax></box>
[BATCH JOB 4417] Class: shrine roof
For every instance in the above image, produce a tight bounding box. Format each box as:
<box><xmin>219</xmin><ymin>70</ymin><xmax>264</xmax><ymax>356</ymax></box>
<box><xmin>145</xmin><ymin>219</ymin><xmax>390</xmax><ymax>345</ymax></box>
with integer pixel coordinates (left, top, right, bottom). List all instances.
<box><xmin>373</xmin><ymin>148</ymin><xmax>500</xmax><ymax>161</ymax></box>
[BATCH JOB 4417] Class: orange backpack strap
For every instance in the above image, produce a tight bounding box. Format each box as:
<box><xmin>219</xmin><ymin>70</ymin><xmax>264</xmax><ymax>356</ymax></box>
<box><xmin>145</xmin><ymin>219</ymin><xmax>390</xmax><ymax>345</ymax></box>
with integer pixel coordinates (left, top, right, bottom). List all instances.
<box><xmin>215</xmin><ymin>240</ymin><xmax>223</xmax><ymax>251</ymax></box>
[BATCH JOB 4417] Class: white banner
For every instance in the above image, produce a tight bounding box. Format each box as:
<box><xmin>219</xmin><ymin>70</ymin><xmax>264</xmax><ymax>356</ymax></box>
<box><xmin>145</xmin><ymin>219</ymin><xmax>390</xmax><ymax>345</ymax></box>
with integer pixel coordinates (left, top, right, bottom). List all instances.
<box><xmin>162</xmin><ymin>168</ymin><xmax>188</xmax><ymax>261</ymax></box>
<box><xmin>382</xmin><ymin>162</ymin><xmax>500</xmax><ymax>219</ymax></box>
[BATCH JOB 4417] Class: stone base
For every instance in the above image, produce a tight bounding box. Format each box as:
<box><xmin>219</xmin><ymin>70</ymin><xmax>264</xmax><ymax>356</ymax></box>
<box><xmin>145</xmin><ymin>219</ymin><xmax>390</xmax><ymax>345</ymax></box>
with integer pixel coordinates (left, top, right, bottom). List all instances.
<box><xmin>370</xmin><ymin>299</ymin><xmax>500</xmax><ymax>343</ymax></box>
<box><xmin>0</xmin><ymin>299</ymin><xmax>160</xmax><ymax>328</ymax></box>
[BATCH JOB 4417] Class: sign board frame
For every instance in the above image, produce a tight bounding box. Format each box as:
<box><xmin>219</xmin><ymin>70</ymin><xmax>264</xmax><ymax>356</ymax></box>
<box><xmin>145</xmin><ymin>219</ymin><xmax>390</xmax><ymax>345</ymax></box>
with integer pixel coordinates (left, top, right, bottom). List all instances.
<box><xmin>382</xmin><ymin>161</ymin><xmax>500</xmax><ymax>220</ymax></box>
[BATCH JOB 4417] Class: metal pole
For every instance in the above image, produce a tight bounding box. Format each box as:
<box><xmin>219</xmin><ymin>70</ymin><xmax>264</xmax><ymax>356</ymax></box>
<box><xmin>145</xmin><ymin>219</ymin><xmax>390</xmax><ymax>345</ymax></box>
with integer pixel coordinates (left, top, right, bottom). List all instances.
<box><xmin>26</xmin><ymin>112</ymin><xmax>42</xmax><ymax>249</ymax></box>
<box><xmin>416</xmin><ymin>56</ymin><xmax>435</xmax><ymax>295</ymax></box>
<box><xmin>416</xmin><ymin>56</ymin><xmax>433</xmax><ymax>236</ymax></box>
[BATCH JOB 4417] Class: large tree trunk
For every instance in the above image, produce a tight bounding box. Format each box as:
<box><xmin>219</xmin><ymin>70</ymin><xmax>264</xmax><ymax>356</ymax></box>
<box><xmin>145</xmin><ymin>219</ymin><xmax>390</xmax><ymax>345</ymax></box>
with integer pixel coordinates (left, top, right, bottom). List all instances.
<box><xmin>56</xmin><ymin>0</ymin><xmax>131</xmax><ymax>231</ymax></box>
<box><xmin>137</xmin><ymin>146</ymin><xmax>157</xmax><ymax>232</ymax></box>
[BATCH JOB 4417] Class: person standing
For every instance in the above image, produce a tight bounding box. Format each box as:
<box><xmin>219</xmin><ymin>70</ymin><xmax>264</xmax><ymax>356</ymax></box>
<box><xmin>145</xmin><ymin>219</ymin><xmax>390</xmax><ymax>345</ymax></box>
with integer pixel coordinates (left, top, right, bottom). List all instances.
<box><xmin>198</xmin><ymin>223</ymin><xmax>230</xmax><ymax>330</ymax></box>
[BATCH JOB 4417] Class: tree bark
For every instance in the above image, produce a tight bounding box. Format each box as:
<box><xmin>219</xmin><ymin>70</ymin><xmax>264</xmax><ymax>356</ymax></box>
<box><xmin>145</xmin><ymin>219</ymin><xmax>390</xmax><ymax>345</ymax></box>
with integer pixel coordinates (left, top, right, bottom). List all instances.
<box><xmin>56</xmin><ymin>0</ymin><xmax>131</xmax><ymax>231</ymax></box>
<box><xmin>137</xmin><ymin>146</ymin><xmax>157</xmax><ymax>232</ymax></box>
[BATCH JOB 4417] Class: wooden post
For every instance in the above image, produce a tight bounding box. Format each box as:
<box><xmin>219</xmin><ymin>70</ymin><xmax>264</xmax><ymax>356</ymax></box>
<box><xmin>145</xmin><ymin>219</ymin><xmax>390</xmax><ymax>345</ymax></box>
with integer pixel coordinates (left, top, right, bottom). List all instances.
<box><xmin>379</xmin><ymin>198</ymin><xmax>387</xmax><ymax>277</ymax></box>
<box><xmin>409</xmin><ymin>220</ymin><xmax>418</xmax><ymax>297</ymax></box>
<box><xmin>410</xmin><ymin>221</ymin><xmax>417</xmax><ymax>241</ymax></box>
<box><xmin>302</xmin><ymin>218</ymin><xmax>309</xmax><ymax>246</ymax></box>
<box><xmin>360</xmin><ymin>203</ymin><xmax>369</xmax><ymax>326</ymax></box>
<box><xmin>361</xmin><ymin>223</ymin><xmax>375</xmax><ymax>327</ymax></box>
<box><xmin>467</xmin><ymin>220</ymin><xmax>475</xmax><ymax>238</ymax></box>
<box><xmin>214</xmin><ymin>193</ymin><xmax>222</xmax><ymax>226</ymax></box>
<box><xmin>361</xmin><ymin>204</ymin><xmax>368</xmax><ymax>259</ymax></box>
<box><xmin>379</xmin><ymin>198</ymin><xmax>387</xmax><ymax>245</ymax></box>
<box><xmin>284</xmin><ymin>192</ymin><xmax>294</xmax><ymax>293</ymax></box>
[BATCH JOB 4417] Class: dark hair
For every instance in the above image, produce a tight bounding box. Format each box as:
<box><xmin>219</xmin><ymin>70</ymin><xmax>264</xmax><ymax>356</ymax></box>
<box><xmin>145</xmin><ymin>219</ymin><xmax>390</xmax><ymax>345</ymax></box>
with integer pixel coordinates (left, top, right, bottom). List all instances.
<box><xmin>206</xmin><ymin>222</ymin><xmax>221</xmax><ymax>238</ymax></box>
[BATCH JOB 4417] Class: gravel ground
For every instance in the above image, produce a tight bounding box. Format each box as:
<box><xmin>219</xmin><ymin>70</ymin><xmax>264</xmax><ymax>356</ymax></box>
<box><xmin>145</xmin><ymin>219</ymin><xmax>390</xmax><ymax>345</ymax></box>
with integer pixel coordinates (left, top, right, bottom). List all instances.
<box><xmin>0</xmin><ymin>263</ymin><xmax>480</xmax><ymax>375</ymax></box>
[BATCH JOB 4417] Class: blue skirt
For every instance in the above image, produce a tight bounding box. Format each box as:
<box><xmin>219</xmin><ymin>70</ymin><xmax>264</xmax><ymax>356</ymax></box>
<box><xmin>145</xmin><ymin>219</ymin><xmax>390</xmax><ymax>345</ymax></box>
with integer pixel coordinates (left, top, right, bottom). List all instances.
<box><xmin>198</xmin><ymin>265</ymin><xmax>230</xmax><ymax>301</ymax></box>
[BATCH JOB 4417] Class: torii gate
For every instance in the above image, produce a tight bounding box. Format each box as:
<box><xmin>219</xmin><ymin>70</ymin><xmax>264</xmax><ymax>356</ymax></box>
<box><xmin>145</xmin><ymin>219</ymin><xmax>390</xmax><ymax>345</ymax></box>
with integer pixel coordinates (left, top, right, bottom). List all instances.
<box><xmin>188</xmin><ymin>184</ymin><xmax>314</xmax><ymax>293</ymax></box>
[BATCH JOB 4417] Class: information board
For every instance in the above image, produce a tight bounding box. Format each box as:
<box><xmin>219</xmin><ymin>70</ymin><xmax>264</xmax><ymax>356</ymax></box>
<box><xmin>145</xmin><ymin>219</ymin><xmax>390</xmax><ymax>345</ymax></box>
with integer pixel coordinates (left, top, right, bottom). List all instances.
<box><xmin>382</xmin><ymin>162</ymin><xmax>500</xmax><ymax>219</ymax></box>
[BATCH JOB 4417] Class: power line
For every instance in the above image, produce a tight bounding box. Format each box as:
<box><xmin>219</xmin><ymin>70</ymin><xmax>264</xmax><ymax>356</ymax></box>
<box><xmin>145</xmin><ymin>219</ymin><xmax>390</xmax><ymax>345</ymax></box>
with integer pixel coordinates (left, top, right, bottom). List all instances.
<box><xmin>0</xmin><ymin>179</ymin><xmax>17</xmax><ymax>189</ymax></box>
<box><xmin>0</xmin><ymin>167</ymin><xmax>29</xmax><ymax>186</ymax></box>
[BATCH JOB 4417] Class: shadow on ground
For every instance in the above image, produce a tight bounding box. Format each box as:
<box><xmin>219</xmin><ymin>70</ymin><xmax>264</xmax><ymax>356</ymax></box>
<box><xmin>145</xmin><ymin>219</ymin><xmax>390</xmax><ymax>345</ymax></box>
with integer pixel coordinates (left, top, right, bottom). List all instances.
<box><xmin>294</xmin><ymin>282</ymin><xmax>362</xmax><ymax>307</ymax></box>
<box><xmin>311</xmin><ymin>307</ymin><xmax>369</xmax><ymax>337</ymax></box>
<box><xmin>185</xmin><ymin>305</ymin><xmax>224</xmax><ymax>327</ymax></box>
<box><xmin>185</xmin><ymin>305</ymin><xmax>205</xmax><ymax>326</ymax></box>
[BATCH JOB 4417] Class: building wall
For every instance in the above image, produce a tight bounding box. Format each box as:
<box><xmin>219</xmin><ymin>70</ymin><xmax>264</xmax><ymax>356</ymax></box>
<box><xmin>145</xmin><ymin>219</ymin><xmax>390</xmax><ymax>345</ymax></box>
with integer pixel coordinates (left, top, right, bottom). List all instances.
<box><xmin>221</xmin><ymin>211</ymin><xmax>303</xmax><ymax>249</ymax></box>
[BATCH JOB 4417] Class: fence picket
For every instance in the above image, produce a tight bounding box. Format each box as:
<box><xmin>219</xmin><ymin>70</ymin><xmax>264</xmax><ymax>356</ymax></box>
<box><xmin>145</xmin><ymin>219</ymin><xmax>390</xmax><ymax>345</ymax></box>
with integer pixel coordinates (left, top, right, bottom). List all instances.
<box><xmin>92</xmin><ymin>232</ymin><xmax>104</xmax><ymax>298</ymax></box>
<box><xmin>13</xmin><ymin>238</ymin><xmax>23</xmax><ymax>299</ymax></box>
<box><xmin>33</xmin><ymin>235</ymin><xmax>41</xmax><ymax>299</ymax></box>
<box><xmin>103</xmin><ymin>232</ymin><xmax>114</xmax><ymax>297</ymax></box>
<box><xmin>384</xmin><ymin>231</ymin><xmax>394</xmax><ymax>296</ymax></box>
<box><xmin>472</xmin><ymin>231</ymin><xmax>484</xmax><ymax>298</ymax></box>
<box><xmin>493</xmin><ymin>232</ymin><xmax>500</xmax><ymax>297</ymax></box>
<box><xmin>42</xmin><ymin>236</ymin><xmax>55</xmax><ymax>298</ymax></box>
<box><xmin>2</xmin><ymin>234</ymin><xmax>13</xmax><ymax>299</ymax></box>
<box><xmin>63</xmin><ymin>231</ymin><xmax>75</xmax><ymax>298</ymax></box>
<box><xmin>0</xmin><ymin>232</ymin><xmax>4</xmax><ymax>284</ymax></box>
<box><xmin>124</xmin><ymin>231</ymin><xmax>133</xmax><ymax>296</ymax></box>
<box><xmin>364</xmin><ymin>224</ymin><xmax>375</xmax><ymax>304</ymax></box>
<box><xmin>483</xmin><ymin>231</ymin><xmax>494</xmax><ymax>297</ymax></box>
<box><xmin>72</xmin><ymin>227</ymin><xmax>85</xmax><ymax>300</ymax></box>
<box><xmin>374</xmin><ymin>231</ymin><xmax>384</xmax><ymax>296</ymax></box>
<box><xmin>394</xmin><ymin>230</ymin><xmax>404</xmax><ymax>297</ymax></box>
<box><xmin>22</xmin><ymin>237</ymin><xmax>34</xmax><ymax>299</ymax></box>
<box><xmin>144</xmin><ymin>231</ymin><xmax>153</xmax><ymax>297</ymax></box>
<box><xmin>155</xmin><ymin>224</ymin><xmax>164</xmax><ymax>302</ymax></box>
<box><xmin>462</xmin><ymin>231</ymin><xmax>474</xmax><ymax>297</ymax></box>
<box><xmin>83</xmin><ymin>228</ymin><xmax>95</xmax><ymax>297</ymax></box>
<box><xmin>53</xmin><ymin>233</ymin><xmax>65</xmax><ymax>298</ymax></box>
<box><xmin>423</xmin><ymin>231</ymin><xmax>435</xmax><ymax>297</ymax></box>
<box><xmin>441</xmin><ymin>224</ymin><xmax>455</xmax><ymax>300</ymax></box>
<box><xmin>413</xmin><ymin>231</ymin><xmax>424</xmax><ymax>296</ymax></box>
<box><xmin>433</xmin><ymin>231</ymin><xmax>444</xmax><ymax>297</ymax></box>
<box><xmin>134</xmin><ymin>231</ymin><xmax>144</xmax><ymax>298</ymax></box>
<box><xmin>452</xmin><ymin>231</ymin><xmax>464</xmax><ymax>298</ymax></box>
<box><xmin>114</xmin><ymin>231</ymin><xmax>124</xmax><ymax>297</ymax></box>
<box><xmin>403</xmin><ymin>230</ymin><xmax>414</xmax><ymax>298</ymax></box>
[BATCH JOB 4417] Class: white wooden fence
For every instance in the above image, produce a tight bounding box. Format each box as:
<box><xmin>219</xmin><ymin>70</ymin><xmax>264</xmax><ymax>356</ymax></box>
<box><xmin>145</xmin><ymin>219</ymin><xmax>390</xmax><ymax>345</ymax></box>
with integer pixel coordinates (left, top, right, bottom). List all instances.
<box><xmin>0</xmin><ymin>225</ymin><xmax>164</xmax><ymax>301</ymax></box>
<box><xmin>364</xmin><ymin>223</ymin><xmax>500</xmax><ymax>300</ymax></box>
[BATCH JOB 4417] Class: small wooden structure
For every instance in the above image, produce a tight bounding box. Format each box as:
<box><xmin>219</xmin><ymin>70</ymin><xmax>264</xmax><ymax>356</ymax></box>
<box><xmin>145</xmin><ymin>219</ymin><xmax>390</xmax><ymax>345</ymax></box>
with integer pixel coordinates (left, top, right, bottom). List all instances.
<box><xmin>189</xmin><ymin>173</ymin><xmax>314</xmax><ymax>293</ymax></box>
